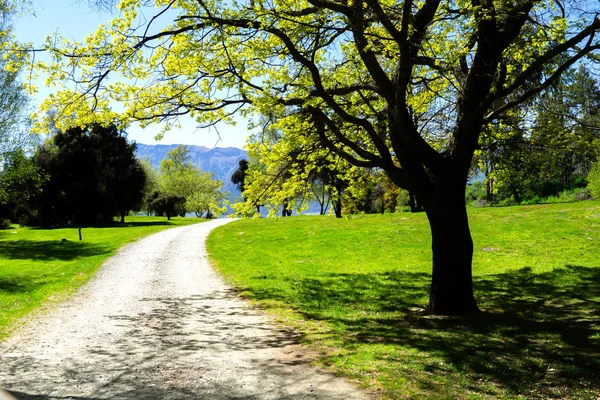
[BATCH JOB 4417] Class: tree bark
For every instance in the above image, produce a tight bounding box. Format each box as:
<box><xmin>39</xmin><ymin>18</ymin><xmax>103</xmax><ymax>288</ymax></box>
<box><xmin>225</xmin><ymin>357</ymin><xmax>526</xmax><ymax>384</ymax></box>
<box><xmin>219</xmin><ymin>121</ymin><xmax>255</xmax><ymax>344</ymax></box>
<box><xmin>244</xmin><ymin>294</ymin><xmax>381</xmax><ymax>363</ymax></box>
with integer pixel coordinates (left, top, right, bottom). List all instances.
<box><xmin>424</xmin><ymin>193</ymin><xmax>479</xmax><ymax>315</ymax></box>
<box><xmin>486</xmin><ymin>180</ymin><xmax>493</xmax><ymax>202</ymax></box>
<box><xmin>334</xmin><ymin>199</ymin><xmax>342</xmax><ymax>218</ymax></box>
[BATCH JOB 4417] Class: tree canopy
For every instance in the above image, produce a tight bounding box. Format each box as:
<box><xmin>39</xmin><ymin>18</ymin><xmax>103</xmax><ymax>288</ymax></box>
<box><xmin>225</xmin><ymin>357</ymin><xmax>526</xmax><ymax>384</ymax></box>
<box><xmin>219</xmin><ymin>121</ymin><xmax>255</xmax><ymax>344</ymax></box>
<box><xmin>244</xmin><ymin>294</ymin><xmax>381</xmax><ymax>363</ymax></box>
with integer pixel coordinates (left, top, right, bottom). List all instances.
<box><xmin>477</xmin><ymin>65</ymin><xmax>600</xmax><ymax>204</ymax></box>
<box><xmin>16</xmin><ymin>0</ymin><xmax>600</xmax><ymax>314</ymax></box>
<box><xmin>158</xmin><ymin>145</ymin><xmax>228</xmax><ymax>217</ymax></box>
<box><xmin>0</xmin><ymin>0</ymin><xmax>34</xmax><ymax>161</ymax></box>
<box><xmin>0</xmin><ymin>149</ymin><xmax>46</xmax><ymax>223</ymax></box>
<box><xmin>32</xmin><ymin>124</ymin><xmax>147</xmax><ymax>225</ymax></box>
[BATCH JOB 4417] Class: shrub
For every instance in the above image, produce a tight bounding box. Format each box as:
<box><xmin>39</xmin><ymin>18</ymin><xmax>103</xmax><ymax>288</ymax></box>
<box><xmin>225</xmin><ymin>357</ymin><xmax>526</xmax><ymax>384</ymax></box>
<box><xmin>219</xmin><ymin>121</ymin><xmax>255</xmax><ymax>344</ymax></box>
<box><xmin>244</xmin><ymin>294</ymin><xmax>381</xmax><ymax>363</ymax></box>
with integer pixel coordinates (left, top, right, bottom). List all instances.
<box><xmin>147</xmin><ymin>191</ymin><xmax>186</xmax><ymax>220</ymax></box>
<box><xmin>0</xmin><ymin>219</ymin><xmax>12</xmax><ymax>230</ymax></box>
<box><xmin>465</xmin><ymin>181</ymin><xmax>487</xmax><ymax>202</ymax></box>
<box><xmin>521</xmin><ymin>196</ymin><xmax>542</xmax><ymax>205</ymax></box>
<box><xmin>471</xmin><ymin>199</ymin><xmax>488</xmax><ymax>208</ymax></box>
<box><xmin>575</xmin><ymin>188</ymin><xmax>592</xmax><ymax>201</ymax></box>
<box><xmin>396</xmin><ymin>189</ymin><xmax>410</xmax><ymax>207</ymax></box>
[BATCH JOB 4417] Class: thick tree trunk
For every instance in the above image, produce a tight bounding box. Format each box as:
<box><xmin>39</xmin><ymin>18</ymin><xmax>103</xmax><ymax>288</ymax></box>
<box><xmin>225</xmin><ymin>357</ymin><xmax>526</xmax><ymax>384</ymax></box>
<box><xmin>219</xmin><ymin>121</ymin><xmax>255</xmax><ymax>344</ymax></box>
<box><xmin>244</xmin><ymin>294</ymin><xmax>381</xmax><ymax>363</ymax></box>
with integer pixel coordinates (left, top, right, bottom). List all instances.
<box><xmin>334</xmin><ymin>199</ymin><xmax>342</xmax><ymax>218</ymax></box>
<box><xmin>486</xmin><ymin>180</ymin><xmax>493</xmax><ymax>202</ymax></box>
<box><xmin>424</xmin><ymin>192</ymin><xmax>479</xmax><ymax>315</ymax></box>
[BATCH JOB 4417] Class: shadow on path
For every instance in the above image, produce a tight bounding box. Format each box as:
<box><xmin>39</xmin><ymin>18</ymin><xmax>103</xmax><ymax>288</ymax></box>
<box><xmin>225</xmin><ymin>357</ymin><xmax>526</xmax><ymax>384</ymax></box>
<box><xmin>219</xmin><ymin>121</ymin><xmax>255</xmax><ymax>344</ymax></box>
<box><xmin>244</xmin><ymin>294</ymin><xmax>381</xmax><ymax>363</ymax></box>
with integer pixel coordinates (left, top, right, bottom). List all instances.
<box><xmin>2</xmin><ymin>288</ymin><xmax>360</xmax><ymax>400</ymax></box>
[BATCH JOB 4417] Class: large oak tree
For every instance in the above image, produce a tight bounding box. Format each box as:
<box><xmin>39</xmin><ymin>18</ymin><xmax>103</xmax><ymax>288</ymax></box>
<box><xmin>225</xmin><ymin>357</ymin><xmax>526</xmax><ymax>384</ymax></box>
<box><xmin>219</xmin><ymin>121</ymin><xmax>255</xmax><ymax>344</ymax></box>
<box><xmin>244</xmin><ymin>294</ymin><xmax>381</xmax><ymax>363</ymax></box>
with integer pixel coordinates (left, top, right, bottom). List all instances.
<box><xmin>22</xmin><ymin>0</ymin><xmax>600</xmax><ymax>314</ymax></box>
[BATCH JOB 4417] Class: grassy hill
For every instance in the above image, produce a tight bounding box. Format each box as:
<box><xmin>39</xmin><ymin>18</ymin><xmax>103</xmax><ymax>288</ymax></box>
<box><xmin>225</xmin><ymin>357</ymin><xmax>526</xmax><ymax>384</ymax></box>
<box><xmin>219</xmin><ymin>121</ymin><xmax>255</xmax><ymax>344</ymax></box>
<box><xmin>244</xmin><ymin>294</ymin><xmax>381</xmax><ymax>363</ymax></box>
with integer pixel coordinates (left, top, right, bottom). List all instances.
<box><xmin>207</xmin><ymin>201</ymin><xmax>600</xmax><ymax>399</ymax></box>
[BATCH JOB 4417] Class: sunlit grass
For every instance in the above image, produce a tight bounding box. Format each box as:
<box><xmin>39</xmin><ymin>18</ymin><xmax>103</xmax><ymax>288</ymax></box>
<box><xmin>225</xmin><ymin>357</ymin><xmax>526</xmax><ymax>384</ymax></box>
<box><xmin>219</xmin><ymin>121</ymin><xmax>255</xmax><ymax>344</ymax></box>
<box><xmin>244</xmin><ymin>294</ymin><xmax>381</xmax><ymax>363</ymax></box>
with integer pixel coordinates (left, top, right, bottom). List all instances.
<box><xmin>0</xmin><ymin>216</ymin><xmax>205</xmax><ymax>339</ymax></box>
<box><xmin>207</xmin><ymin>201</ymin><xmax>600</xmax><ymax>399</ymax></box>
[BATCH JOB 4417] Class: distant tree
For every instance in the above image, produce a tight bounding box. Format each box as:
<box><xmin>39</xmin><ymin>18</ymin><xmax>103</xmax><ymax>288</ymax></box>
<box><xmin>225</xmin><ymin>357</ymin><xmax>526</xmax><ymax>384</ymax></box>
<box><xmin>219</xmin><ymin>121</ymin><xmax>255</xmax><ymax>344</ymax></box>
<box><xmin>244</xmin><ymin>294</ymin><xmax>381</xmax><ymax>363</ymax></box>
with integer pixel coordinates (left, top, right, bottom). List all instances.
<box><xmin>231</xmin><ymin>159</ymin><xmax>249</xmax><ymax>195</ymax></box>
<box><xmin>230</xmin><ymin>158</ymin><xmax>265</xmax><ymax>214</ymax></box>
<box><xmin>32</xmin><ymin>124</ymin><xmax>146</xmax><ymax>225</ymax></box>
<box><xmin>0</xmin><ymin>149</ymin><xmax>46</xmax><ymax>223</ymax></box>
<box><xmin>589</xmin><ymin>161</ymin><xmax>600</xmax><ymax>200</ymax></box>
<box><xmin>528</xmin><ymin>67</ymin><xmax>600</xmax><ymax>195</ymax></box>
<box><xmin>159</xmin><ymin>145</ymin><xmax>228</xmax><ymax>217</ymax></box>
<box><xmin>160</xmin><ymin>145</ymin><xmax>198</xmax><ymax>215</ymax></box>
<box><xmin>240</xmin><ymin>116</ymin><xmax>405</xmax><ymax>218</ymax></box>
<box><xmin>147</xmin><ymin>190</ymin><xmax>186</xmax><ymax>220</ymax></box>
<box><xmin>368</xmin><ymin>172</ymin><xmax>402</xmax><ymax>214</ymax></box>
<box><xmin>187</xmin><ymin>173</ymin><xmax>229</xmax><ymax>218</ymax></box>
<box><xmin>138</xmin><ymin>158</ymin><xmax>160</xmax><ymax>215</ymax></box>
<box><xmin>309</xmin><ymin>177</ymin><xmax>331</xmax><ymax>216</ymax></box>
<box><xmin>0</xmin><ymin>2</ymin><xmax>35</xmax><ymax>163</ymax></box>
<box><xmin>237</xmin><ymin>119</ymin><xmax>357</xmax><ymax>218</ymax></box>
<box><xmin>161</xmin><ymin>145</ymin><xmax>193</xmax><ymax>175</ymax></box>
<box><xmin>310</xmin><ymin>159</ymin><xmax>350</xmax><ymax>218</ymax></box>
<box><xmin>479</xmin><ymin>66</ymin><xmax>600</xmax><ymax>204</ymax></box>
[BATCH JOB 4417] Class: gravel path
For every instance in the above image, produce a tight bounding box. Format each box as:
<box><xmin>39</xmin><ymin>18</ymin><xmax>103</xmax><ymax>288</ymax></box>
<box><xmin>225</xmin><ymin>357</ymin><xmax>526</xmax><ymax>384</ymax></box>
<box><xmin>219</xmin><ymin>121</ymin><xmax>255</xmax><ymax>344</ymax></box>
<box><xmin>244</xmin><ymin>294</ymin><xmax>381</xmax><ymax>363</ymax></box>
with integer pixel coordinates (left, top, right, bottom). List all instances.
<box><xmin>0</xmin><ymin>220</ymin><xmax>369</xmax><ymax>400</ymax></box>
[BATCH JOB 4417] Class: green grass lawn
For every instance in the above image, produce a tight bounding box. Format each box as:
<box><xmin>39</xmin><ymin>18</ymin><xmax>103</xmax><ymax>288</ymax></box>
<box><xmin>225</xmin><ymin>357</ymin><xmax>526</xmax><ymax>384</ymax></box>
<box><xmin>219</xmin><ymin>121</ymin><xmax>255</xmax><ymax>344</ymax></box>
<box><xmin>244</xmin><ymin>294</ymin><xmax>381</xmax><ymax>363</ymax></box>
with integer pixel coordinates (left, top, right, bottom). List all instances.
<box><xmin>0</xmin><ymin>216</ymin><xmax>205</xmax><ymax>339</ymax></box>
<box><xmin>207</xmin><ymin>201</ymin><xmax>600</xmax><ymax>399</ymax></box>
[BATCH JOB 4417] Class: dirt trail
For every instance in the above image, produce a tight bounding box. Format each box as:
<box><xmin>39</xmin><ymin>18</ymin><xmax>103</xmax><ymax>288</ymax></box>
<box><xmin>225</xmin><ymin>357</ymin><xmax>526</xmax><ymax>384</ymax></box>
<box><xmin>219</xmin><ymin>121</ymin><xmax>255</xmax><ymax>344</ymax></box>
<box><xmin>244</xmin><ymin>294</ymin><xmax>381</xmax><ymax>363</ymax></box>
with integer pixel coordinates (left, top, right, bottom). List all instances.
<box><xmin>0</xmin><ymin>219</ymin><xmax>369</xmax><ymax>400</ymax></box>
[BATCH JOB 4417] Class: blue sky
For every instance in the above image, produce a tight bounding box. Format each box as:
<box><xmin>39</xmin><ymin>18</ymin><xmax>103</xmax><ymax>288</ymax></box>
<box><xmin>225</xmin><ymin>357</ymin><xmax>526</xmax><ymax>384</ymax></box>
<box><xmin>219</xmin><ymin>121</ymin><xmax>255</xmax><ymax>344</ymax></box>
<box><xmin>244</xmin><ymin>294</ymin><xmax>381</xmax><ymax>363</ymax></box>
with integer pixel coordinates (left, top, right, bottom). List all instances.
<box><xmin>13</xmin><ymin>0</ymin><xmax>250</xmax><ymax>149</ymax></box>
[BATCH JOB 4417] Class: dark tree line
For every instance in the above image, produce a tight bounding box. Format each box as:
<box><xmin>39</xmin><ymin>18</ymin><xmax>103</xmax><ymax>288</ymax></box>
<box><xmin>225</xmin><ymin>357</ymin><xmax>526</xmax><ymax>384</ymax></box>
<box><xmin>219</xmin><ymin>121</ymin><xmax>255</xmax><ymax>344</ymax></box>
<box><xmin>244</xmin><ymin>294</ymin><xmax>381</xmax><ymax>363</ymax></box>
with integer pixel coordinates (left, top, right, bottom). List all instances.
<box><xmin>1</xmin><ymin>124</ymin><xmax>147</xmax><ymax>226</ymax></box>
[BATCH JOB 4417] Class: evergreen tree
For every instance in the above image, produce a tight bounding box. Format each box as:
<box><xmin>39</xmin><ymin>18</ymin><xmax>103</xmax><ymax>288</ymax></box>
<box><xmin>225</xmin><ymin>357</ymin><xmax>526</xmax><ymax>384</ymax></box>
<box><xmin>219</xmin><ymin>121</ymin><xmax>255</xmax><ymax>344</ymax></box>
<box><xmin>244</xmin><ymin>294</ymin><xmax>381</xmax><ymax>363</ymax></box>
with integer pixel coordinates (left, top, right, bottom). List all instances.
<box><xmin>32</xmin><ymin>124</ymin><xmax>146</xmax><ymax>225</ymax></box>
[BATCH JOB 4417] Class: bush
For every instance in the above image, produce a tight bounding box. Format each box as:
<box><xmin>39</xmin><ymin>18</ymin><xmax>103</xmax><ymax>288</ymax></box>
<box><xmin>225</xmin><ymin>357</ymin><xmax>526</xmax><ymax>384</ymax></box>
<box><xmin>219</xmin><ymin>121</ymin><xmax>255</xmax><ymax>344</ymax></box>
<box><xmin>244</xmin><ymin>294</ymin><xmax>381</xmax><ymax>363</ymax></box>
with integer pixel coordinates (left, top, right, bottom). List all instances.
<box><xmin>147</xmin><ymin>191</ymin><xmax>186</xmax><ymax>219</ymax></box>
<box><xmin>471</xmin><ymin>199</ymin><xmax>488</xmax><ymax>208</ymax></box>
<box><xmin>521</xmin><ymin>196</ymin><xmax>542</xmax><ymax>205</ymax></box>
<box><xmin>0</xmin><ymin>219</ymin><xmax>12</xmax><ymax>230</ymax></box>
<box><xmin>465</xmin><ymin>181</ymin><xmax>487</xmax><ymax>202</ymax></box>
<box><xmin>547</xmin><ymin>188</ymin><xmax>592</xmax><ymax>203</ymax></box>
<box><xmin>575</xmin><ymin>188</ymin><xmax>592</xmax><ymax>201</ymax></box>
<box><xmin>588</xmin><ymin>161</ymin><xmax>600</xmax><ymax>199</ymax></box>
<box><xmin>396</xmin><ymin>189</ymin><xmax>410</xmax><ymax>207</ymax></box>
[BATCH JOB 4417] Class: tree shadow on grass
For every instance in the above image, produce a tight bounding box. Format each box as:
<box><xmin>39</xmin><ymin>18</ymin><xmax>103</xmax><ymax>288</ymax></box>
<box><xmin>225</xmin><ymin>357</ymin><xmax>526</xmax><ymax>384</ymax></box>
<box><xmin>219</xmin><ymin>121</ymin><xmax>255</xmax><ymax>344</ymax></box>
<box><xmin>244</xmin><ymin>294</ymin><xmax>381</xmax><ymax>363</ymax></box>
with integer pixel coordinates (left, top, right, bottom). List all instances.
<box><xmin>242</xmin><ymin>265</ymin><xmax>600</xmax><ymax>398</ymax></box>
<box><xmin>0</xmin><ymin>240</ymin><xmax>111</xmax><ymax>261</ymax></box>
<box><xmin>29</xmin><ymin>220</ymin><xmax>176</xmax><ymax>230</ymax></box>
<box><xmin>0</xmin><ymin>275</ymin><xmax>56</xmax><ymax>294</ymax></box>
<box><xmin>113</xmin><ymin>220</ymin><xmax>175</xmax><ymax>228</ymax></box>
